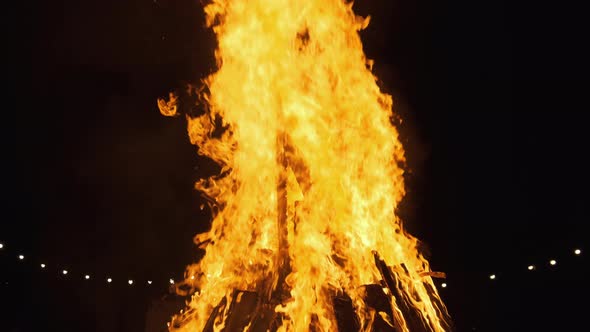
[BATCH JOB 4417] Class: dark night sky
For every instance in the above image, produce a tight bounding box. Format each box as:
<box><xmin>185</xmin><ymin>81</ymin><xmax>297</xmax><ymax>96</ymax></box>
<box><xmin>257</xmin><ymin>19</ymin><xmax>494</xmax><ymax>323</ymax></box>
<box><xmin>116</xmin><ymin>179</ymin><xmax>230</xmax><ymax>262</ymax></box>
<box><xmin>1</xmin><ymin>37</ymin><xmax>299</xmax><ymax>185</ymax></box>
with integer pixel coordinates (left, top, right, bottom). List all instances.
<box><xmin>1</xmin><ymin>1</ymin><xmax>588</xmax><ymax>331</ymax></box>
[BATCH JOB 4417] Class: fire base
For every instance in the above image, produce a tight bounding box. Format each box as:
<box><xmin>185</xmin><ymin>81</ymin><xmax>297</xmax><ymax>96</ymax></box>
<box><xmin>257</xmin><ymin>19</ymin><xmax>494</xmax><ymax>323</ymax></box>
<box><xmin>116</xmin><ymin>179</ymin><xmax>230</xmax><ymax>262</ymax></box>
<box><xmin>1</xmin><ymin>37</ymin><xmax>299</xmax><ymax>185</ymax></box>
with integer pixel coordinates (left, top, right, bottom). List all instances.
<box><xmin>172</xmin><ymin>252</ymin><xmax>449</xmax><ymax>332</ymax></box>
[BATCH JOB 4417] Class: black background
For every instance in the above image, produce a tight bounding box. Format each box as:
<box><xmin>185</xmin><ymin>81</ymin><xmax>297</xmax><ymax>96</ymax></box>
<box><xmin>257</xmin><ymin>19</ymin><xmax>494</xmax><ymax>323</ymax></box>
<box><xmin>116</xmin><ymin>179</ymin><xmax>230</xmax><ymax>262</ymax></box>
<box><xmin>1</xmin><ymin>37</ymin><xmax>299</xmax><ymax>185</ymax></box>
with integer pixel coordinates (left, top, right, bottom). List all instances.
<box><xmin>1</xmin><ymin>0</ymin><xmax>587</xmax><ymax>331</ymax></box>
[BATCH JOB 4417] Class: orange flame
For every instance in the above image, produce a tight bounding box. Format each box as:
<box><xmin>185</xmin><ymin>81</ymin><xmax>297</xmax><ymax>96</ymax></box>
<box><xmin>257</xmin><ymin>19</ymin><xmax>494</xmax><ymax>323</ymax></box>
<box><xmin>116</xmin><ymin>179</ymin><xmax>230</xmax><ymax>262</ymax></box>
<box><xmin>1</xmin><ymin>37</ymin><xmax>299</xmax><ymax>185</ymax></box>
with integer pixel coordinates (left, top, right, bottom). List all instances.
<box><xmin>160</xmin><ymin>0</ymin><xmax>449</xmax><ymax>331</ymax></box>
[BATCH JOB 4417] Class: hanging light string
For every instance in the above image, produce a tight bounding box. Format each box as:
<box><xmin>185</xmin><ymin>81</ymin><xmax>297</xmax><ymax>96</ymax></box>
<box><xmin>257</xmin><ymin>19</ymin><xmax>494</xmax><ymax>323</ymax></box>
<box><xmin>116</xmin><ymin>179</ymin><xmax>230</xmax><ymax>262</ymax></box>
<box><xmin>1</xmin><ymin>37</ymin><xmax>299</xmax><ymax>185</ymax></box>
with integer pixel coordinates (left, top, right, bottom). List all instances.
<box><xmin>0</xmin><ymin>240</ymin><xmax>583</xmax><ymax>288</ymax></box>
<box><xmin>0</xmin><ymin>241</ymin><xmax>178</xmax><ymax>287</ymax></box>
<box><xmin>483</xmin><ymin>249</ymin><xmax>583</xmax><ymax>283</ymax></box>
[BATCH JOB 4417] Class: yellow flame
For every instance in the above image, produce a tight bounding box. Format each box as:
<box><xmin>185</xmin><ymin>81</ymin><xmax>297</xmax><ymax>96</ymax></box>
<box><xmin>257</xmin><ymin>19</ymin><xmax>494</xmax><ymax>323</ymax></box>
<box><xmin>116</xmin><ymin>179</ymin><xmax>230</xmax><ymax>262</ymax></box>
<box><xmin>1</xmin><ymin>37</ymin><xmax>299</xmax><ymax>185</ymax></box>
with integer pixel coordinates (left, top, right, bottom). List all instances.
<box><xmin>161</xmin><ymin>0</ymin><xmax>449</xmax><ymax>331</ymax></box>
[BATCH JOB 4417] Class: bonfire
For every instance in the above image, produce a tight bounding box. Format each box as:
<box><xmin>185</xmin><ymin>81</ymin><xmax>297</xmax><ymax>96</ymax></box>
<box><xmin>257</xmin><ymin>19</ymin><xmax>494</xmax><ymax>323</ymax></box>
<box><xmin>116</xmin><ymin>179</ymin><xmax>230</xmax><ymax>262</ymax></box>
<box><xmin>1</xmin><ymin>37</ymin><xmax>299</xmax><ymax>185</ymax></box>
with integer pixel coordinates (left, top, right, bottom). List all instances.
<box><xmin>158</xmin><ymin>1</ymin><xmax>451</xmax><ymax>331</ymax></box>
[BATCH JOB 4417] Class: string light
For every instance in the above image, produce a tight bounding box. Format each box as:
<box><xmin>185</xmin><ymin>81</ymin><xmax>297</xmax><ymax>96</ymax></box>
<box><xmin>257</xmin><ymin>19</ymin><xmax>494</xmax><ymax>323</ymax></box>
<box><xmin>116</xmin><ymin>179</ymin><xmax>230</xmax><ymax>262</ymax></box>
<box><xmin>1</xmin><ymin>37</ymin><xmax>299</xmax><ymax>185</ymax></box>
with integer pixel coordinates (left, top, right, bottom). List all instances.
<box><xmin>2</xmin><ymin>242</ymin><xmax>583</xmax><ymax>289</ymax></box>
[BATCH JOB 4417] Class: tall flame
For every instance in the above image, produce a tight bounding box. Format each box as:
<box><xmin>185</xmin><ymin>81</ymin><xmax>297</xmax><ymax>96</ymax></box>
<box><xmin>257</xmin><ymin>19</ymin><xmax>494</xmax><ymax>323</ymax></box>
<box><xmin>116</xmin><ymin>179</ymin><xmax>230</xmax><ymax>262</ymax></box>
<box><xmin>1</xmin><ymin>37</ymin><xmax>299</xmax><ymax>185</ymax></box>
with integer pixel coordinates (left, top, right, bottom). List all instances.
<box><xmin>159</xmin><ymin>0</ymin><xmax>449</xmax><ymax>331</ymax></box>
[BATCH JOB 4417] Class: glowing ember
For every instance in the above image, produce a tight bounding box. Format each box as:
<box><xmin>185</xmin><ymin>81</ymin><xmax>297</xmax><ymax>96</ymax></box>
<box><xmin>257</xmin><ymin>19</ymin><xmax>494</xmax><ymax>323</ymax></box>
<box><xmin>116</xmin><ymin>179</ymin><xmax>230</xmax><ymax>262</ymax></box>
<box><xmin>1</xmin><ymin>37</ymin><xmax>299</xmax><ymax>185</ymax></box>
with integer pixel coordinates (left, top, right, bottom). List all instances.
<box><xmin>160</xmin><ymin>0</ymin><xmax>449</xmax><ymax>331</ymax></box>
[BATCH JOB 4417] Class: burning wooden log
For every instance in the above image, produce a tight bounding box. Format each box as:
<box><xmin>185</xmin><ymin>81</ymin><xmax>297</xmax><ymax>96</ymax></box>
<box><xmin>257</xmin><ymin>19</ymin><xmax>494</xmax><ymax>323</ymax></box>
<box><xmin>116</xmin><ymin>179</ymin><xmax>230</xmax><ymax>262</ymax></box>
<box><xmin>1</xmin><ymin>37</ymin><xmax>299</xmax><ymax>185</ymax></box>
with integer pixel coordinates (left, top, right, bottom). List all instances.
<box><xmin>373</xmin><ymin>251</ymin><xmax>452</xmax><ymax>332</ymax></box>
